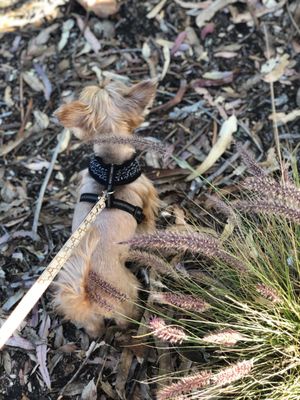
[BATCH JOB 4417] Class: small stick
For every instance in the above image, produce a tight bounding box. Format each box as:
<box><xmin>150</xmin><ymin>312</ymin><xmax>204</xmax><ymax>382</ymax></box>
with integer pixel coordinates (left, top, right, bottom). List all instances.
<box><xmin>32</xmin><ymin>129</ymin><xmax>68</xmax><ymax>239</ymax></box>
<box><xmin>287</xmin><ymin>0</ymin><xmax>300</xmax><ymax>36</ymax></box>
<box><xmin>0</xmin><ymin>195</ymin><xmax>106</xmax><ymax>350</ymax></box>
<box><xmin>58</xmin><ymin>339</ymin><xmax>100</xmax><ymax>399</ymax></box>
<box><xmin>19</xmin><ymin>72</ymin><xmax>24</xmax><ymax>124</ymax></box>
<box><xmin>263</xmin><ymin>24</ymin><xmax>285</xmax><ymax>184</ymax></box>
<box><xmin>17</xmin><ymin>98</ymin><xmax>33</xmax><ymax>139</ymax></box>
<box><xmin>150</xmin><ymin>80</ymin><xmax>187</xmax><ymax>113</ymax></box>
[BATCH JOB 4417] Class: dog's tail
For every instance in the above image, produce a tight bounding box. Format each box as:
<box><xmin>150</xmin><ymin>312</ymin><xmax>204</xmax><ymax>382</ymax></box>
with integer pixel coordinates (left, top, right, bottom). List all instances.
<box><xmin>52</xmin><ymin>229</ymin><xmax>106</xmax><ymax>335</ymax></box>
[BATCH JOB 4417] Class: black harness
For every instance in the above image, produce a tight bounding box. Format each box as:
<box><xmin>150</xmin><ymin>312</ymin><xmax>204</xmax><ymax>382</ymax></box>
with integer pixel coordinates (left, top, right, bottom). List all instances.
<box><xmin>80</xmin><ymin>156</ymin><xmax>145</xmax><ymax>224</ymax></box>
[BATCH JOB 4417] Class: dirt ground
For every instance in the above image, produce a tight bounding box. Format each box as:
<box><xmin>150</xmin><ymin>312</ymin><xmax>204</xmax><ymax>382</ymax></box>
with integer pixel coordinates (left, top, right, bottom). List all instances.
<box><xmin>0</xmin><ymin>0</ymin><xmax>300</xmax><ymax>399</ymax></box>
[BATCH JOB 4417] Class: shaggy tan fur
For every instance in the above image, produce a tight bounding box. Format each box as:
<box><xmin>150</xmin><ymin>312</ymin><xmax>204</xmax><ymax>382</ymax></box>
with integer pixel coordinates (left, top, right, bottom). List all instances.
<box><xmin>52</xmin><ymin>79</ymin><xmax>159</xmax><ymax>337</ymax></box>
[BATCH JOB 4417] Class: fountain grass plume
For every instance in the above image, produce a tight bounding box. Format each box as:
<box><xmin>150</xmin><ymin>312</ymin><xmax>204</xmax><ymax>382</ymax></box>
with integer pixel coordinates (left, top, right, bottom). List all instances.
<box><xmin>123</xmin><ymin>230</ymin><xmax>247</xmax><ymax>273</ymax></box>
<box><xmin>151</xmin><ymin>292</ymin><xmax>211</xmax><ymax>313</ymax></box>
<box><xmin>149</xmin><ymin>317</ymin><xmax>188</xmax><ymax>344</ymax></box>
<box><xmin>127</xmin><ymin>249</ymin><xmax>176</xmax><ymax>276</ymax></box>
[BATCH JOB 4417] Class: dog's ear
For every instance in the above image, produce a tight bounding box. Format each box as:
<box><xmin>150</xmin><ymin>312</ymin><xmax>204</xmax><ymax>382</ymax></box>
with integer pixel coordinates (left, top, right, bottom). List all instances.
<box><xmin>126</xmin><ymin>79</ymin><xmax>157</xmax><ymax>112</ymax></box>
<box><xmin>54</xmin><ymin>101</ymin><xmax>91</xmax><ymax>140</ymax></box>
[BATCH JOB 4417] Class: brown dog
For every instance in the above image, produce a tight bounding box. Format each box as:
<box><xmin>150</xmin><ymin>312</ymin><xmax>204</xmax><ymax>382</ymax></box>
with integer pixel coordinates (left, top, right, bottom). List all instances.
<box><xmin>52</xmin><ymin>79</ymin><xmax>159</xmax><ymax>337</ymax></box>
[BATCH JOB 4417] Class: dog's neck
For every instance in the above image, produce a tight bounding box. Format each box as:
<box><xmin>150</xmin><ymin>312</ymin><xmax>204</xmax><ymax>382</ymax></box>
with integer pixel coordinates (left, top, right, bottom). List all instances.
<box><xmin>93</xmin><ymin>142</ymin><xmax>135</xmax><ymax>165</ymax></box>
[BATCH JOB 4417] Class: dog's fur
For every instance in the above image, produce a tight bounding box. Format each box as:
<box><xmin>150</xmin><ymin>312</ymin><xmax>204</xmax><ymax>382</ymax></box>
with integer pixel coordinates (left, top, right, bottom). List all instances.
<box><xmin>52</xmin><ymin>79</ymin><xmax>159</xmax><ymax>337</ymax></box>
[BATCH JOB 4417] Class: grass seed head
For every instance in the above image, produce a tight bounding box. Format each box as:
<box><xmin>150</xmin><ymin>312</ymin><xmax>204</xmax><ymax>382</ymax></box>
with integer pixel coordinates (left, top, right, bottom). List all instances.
<box><xmin>149</xmin><ymin>317</ymin><xmax>188</xmax><ymax>344</ymax></box>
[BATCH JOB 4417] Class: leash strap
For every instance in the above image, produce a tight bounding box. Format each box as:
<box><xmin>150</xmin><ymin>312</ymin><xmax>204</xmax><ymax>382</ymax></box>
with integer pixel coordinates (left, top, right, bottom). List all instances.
<box><xmin>80</xmin><ymin>193</ymin><xmax>144</xmax><ymax>224</ymax></box>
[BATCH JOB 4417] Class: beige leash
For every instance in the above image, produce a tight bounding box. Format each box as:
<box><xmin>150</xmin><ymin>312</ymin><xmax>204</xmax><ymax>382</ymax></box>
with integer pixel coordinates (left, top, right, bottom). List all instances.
<box><xmin>0</xmin><ymin>195</ymin><xmax>106</xmax><ymax>349</ymax></box>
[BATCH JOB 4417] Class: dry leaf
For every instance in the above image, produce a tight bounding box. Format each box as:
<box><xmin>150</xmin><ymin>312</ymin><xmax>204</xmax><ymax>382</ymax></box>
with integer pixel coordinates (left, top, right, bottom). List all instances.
<box><xmin>58</xmin><ymin>128</ymin><xmax>72</xmax><ymax>153</ymax></box>
<box><xmin>185</xmin><ymin>26</ymin><xmax>204</xmax><ymax>59</ymax></box>
<box><xmin>81</xmin><ymin>379</ymin><xmax>97</xmax><ymax>400</ymax></box>
<box><xmin>193</xmin><ymin>71</ymin><xmax>234</xmax><ymax>87</ymax></box>
<box><xmin>2</xmin><ymin>352</ymin><xmax>12</xmax><ymax>375</ymax></box>
<box><xmin>6</xmin><ymin>336</ymin><xmax>35</xmax><ymax>351</ymax></box>
<box><xmin>173</xmin><ymin>205</ymin><xmax>187</xmax><ymax>230</ymax></box>
<box><xmin>230</xmin><ymin>0</ymin><xmax>286</xmax><ymax>24</ymax></box>
<box><xmin>171</xmin><ymin>31</ymin><xmax>187</xmax><ymax>55</ymax></box>
<box><xmin>214</xmin><ymin>51</ymin><xmax>238</xmax><ymax>58</ymax></box>
<box><xmin>27</xmin><ymin>23</ymin><xmax>59</xmax><ymax>56</ymax></box>
<box><xmin>259</xmin><ymin>147</ymin><xmax>279</xmax><ymax>172</ymax></box>
<box><xmin>36</xmin><ymin>314</ymin><xmax>51</xmax><ymax>389</ymax></box>
<box><xmin>22</xmin><ymin>71</ymin><xmax>44</xmax><ymax>92</ymax></box>
<box><xmin>1</xmin><ymin>181</ymin><xmax>17</xmax><ymax>202</ymax></box>
<box><xmin>261</xmin><ymin>54</ymin><xmax>290</xmax><ymax>83</ymax></box>
<box><xmin>24</xmin><ymin>159</ymin><xmax>51</xmax><ymax>171</ymax></box>
<box><xmin>58</xmin><ymin>19</ymin><xmax>74</xmax><ymax>51</ymax></box>
<box><xmin>102</xmin><ymin>71</ymin><xmax>130</xmax><ymax>83</ymax></box>
<box><xmin>201</xmin><ymin>22</ymin><xmax>215</xmax><ymax>39</ymax></box>
<box><xmin>0</xmin><ymin>0</ymin><xmax>65</xmax><ymax>33</ymax></box>
<box><xmin>77</xmin><ymin>0</ymin><xmax>119</xmax><ymax>17</ymax></box>
<box><xmin>142</xmin><ymin>41</ymin><xmax>151</xmax><ymax>59</ymax></box>
<box><xmin>33</xmin><ymin>110</ymin><xmax>49</xmax><ymax>131</ymax></box>
<box><xmin>187</xmin><ymin>115</ymin><xmax>237</xmax><ymax>180</ymax></box>
<box><xmin>155</xmin><ymin>38</ymin><xmax>173</xmax><ymax>48</ymax></box>
<box><xmin>147</xmin><ymin>0</ymin><xmax>168</xmax><ymax>19</ymax></box>
<box><xmin>2</xmin><ymin>289</ymin><xmax>25</xmax><ymax>312</ymax></box>
<box><xmin>269</xmin><ymin>109</ymin><xmax>300</xmax><ymax>125</ymax></box>
<box><xmin>115</xmin><ymin>348</ymin><xmax>133</xmax><ymax>397</ymax></box>
<box><xmin>4</xmin><ymin>86</ymin><xmax>14</xmax><ymax>107</ymax></box>
<box><xmin>196</xmin><ymin>0</ymin><xmax>238</xmax><ymax>27</ymax></box>
<box><xmin>194</xmin><ymin>87</ymin><xmax>228</xmax><ymax>119</ymax></box>
<box><xmin>161</xmin><ymin>44</ymin><xmax>170</xmax><ymax>79</ymax></box>
<box><xmin>174</xmin><ymin>0</ymin><xmax>212</xmax><ymax>9</ymax></box>
<box><xmin>75</xmin><ymin>14</ymin><xmax>101</xmax><ymax>53</ymax></box>
<box><xmin>203</xmin><ymin>71</ymin><xmax>233</xmax><ymax>80</ymax></box>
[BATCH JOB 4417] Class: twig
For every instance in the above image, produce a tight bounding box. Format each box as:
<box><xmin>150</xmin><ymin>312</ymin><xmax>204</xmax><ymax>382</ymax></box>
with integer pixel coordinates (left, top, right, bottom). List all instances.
<box><xmin>19</xmin><ymin>71</ymin><xmax>24</xmax><ymax>124</ymax></box>
<box><xmin>0</xmin><ymin>195</ymin><xmax>106</xmax><ymax>349</ymax></box>
<box><xmin>71</xmin><ymin>11</ymin><xmax>90</xmax><ymax>79</ymax></box>
<box><xmin>32</xmin><ymin>129</ymin><xmax>68</xmax><ymax>239</ymax></box>
<box><xmin>17</xmin><ymin>98</ymin><xmax>33</xmax><ymax>139</ymax></box>
<box><xmin>95</xmin><ymin>48</ymin><xmax>141</xmax><ymax>57</ymax></box>
<box><xmin>150</xmin><ymin>80</ymin><xmax>187</xmax><ymax>113</ymax></box>
<box><xmin>287</xmin><ymin>0</ymin><xmax>300</xmax><ymax>36</ymax></box>
<box><xmin>263</xmin><ymin>24</ymin><xmax>285</xmax><ymax>184</ymax></box>
<box><xmin>57</xmin><ymin>339</ymin><xmax>100</xmax><ymax>399</ymax></box>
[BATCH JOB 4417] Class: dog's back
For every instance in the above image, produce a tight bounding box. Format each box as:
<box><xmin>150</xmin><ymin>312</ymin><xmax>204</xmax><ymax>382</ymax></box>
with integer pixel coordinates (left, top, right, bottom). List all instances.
<box><xmin>52</xmin><ymin>79</ymin><xmax>159</xmax><ymax>336</ymax></box>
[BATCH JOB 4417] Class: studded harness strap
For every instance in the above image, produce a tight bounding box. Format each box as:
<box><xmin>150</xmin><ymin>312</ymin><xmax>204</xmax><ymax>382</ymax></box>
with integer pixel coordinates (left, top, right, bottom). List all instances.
<box><xmin>80</xmin><ymin>156</ymin><xmax>145</xmax><ymax>224</ymax></box>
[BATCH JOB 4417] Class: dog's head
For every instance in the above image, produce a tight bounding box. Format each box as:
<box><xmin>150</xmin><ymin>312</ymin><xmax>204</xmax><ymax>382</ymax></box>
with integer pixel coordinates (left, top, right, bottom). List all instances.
<box><xmin>55</xmin><ymin>79</ymin><xmax>157</xmax><ymax>140</ymax></box>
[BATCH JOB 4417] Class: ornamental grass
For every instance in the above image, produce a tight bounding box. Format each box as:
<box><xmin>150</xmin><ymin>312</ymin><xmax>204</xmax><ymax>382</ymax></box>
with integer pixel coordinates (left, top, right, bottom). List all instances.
<box><xmin>132</xmin><ymin>152</ymin><xmax>300</xmax><ymax>399</ymax></box>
